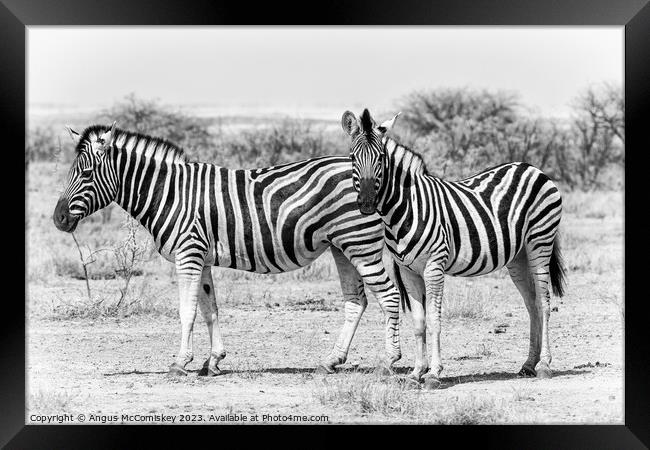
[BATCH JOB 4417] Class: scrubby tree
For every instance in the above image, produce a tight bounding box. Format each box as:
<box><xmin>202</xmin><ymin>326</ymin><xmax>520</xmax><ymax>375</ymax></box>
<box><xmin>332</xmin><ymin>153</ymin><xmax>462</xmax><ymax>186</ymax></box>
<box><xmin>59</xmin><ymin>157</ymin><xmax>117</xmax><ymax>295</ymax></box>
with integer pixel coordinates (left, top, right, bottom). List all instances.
<box><xmin>397</xmin><ymin>88</ymin><xmax>519</xmax><ymax>168</ymax></box>
<box><xmin>26</xmin><ymin>126</ymin><xmax>60</xmax><ymax>163</ymax></box>
<box><xmin>220</xmin><ymin>118</ymin><xmax>345</xmax><ymax>167</ymax></box>
<box><xmin>395</xmin><ymin>85</ymin><xmax>623</xmax><ymax>189</ymax></box>
<box><xmin>568</xmin><ymin>83</ymin><xmax>624</xmax><ymax>188</ymax></box>
<box><xmin>396</xmin><ymin>88</ymin><xmax>562</xmax><ymax>178</ymax></box>
<box><xmin>95</xmin><ymin>93</ymin><xmax>215</xmax><ymax>161</ymax></box>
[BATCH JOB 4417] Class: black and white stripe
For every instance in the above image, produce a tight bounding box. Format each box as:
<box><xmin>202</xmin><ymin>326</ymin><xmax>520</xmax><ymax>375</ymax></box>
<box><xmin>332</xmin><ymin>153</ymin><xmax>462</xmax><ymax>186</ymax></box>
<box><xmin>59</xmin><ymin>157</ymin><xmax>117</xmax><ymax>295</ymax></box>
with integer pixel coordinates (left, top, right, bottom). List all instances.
<box><xmin>54</xmin><ymin>124</ymin><xmax>403</xmax><ymax>376</ymax></box>
<box><xmin>342</xmin><ymin>109</ymin><xmax>567</xmax><ymax>387</ymax></box>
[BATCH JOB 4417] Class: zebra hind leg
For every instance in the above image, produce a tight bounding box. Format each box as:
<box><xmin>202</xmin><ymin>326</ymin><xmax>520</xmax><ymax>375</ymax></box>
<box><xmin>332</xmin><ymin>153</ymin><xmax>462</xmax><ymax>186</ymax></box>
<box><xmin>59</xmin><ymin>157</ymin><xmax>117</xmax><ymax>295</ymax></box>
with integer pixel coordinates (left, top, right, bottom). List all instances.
<box><xmin>197</xmin><ymin>267</ymin><xmax>227</xmax><ymax>377</ymax></box>
<box><xmin>527</xmin><ymin>245</ymin><xmax>554</xmax><ymax>379</ymax></box>
<box><xmin>506</xmin><ymin>248</ymin><xmax>540</xmax><ymax>377</ymax></box>
<box><xmin>316</xmin><ymin>248</ymin><xmax>368</xmax><ymax>374</ymax></box>
<box><xmin>421</xmin><ymin>261</ymin><xmax>445</xmax><ymax>390</ymax></box>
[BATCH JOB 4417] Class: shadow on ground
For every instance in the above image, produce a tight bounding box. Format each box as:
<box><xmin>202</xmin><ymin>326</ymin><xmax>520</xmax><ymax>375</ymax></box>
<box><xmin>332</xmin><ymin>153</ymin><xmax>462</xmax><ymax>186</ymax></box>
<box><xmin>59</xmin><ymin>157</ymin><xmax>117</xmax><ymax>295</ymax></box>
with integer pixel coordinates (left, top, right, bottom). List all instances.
<box><xmin>433</xmin><ymin>368</ymin><xmax>590</xmax><ymax>389</ymax></box>
<box><xmin>103</xmin><ymin>366</ymin><xmax>591</xmax><ymax>388</ymax></box>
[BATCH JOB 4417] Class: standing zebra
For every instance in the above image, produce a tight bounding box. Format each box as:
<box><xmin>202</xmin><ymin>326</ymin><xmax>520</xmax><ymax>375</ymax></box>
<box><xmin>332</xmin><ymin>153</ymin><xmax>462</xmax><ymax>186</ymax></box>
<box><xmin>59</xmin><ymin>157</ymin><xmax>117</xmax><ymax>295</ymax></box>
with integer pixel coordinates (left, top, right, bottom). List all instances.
<box><xmin>53</xmin><ymin>123</ymin><xmax>404</xmax><ymax>376</ymax></box>
<box><xmin>341</xmin><ymin>109</ymin><xmax>567</xmax><ymax>389</ymax></box>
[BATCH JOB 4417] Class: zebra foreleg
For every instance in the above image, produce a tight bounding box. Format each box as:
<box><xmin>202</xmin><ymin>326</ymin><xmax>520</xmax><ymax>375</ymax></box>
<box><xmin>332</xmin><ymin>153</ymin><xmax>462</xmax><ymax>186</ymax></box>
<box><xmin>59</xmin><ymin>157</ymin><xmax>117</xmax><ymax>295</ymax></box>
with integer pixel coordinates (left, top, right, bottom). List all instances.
<box><xmin>422</xmin><ymin>261</ymin><xmax>445</xmax><ymax>390</ymax></box>
<box><xmin>169</xmin><ymin>255</ymin><xmax>205</xmax><ymax>376</ymax></box>
<box><xmin>197</xmin><ymin>267</ymin><xmax>227</xmax><ymax>377</ymax></box>
<box><xmin>385</xmin><ymin>258</ymin><xmax>428</xmax><ymax>380</ymax></box>
<box><xmin>357</xmin><ymin>263</ymin><xmax>402</xmax><ymax>375</ymax></box>
<box><xmin>394</xmin><ymin>266</ymin><xmax>428</xmax><ymax>381</ymax></box>
<box><xmin>317</xmin><ymin>248</ymin><xmax>368</xmax><ymax>374</ymax></box>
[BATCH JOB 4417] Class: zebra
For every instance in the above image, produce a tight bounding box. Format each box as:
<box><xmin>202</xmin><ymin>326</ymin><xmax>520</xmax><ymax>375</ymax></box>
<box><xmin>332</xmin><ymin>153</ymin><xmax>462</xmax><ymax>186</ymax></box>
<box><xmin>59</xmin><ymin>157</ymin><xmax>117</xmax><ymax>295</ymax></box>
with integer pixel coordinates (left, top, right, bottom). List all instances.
<box><xmin>53</xmin><ymin>123</ymin><xmax>404</xmax><ymax>377</ymax></box>
<box><xmin>341</xmin><ymin>109</ymin><xmax>567</xmax><ymax>389</ymax></box>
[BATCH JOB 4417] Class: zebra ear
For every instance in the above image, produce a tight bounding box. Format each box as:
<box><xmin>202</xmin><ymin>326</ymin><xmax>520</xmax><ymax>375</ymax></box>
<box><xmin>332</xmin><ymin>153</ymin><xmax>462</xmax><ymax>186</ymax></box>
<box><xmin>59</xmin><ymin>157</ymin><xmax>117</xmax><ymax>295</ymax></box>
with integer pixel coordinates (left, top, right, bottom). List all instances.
<box><xmin>99</xmin><ymin>121</ymin><xmax>117</xmax><ymax>150</ymax></box>
<box><xmin>65</xmin><ymin>125</ymin><xmax>80</xmax><ymax>143</ymax></box>
<box><xmin>341</xmin><ymin>111</ymin><xmax>359</xmax><ymax>136</ymax></box>
<box><xmin>378</xmin><ymin>112</ymin><xmax>401</xmax><ymax>134</ymax></box>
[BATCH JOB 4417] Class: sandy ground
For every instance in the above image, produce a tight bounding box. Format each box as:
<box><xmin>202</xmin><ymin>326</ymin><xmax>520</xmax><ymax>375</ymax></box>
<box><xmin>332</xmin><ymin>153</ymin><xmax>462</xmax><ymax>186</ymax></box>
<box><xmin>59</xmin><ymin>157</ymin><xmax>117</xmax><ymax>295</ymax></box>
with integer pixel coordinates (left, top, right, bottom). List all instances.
<box><xmin>27</xmin><ymin>272</ymin><xmax>623</xmax><ymax>424</ymax></box>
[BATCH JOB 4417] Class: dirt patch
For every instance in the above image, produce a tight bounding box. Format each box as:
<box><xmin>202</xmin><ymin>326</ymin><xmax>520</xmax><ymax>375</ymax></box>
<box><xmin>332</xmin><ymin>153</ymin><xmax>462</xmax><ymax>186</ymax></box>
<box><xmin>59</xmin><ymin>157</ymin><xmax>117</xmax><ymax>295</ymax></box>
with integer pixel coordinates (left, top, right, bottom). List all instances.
<box><xmin>27</xmin><ymin>274</ymin><xmax>623</xmax><ymax>424</ymax></box>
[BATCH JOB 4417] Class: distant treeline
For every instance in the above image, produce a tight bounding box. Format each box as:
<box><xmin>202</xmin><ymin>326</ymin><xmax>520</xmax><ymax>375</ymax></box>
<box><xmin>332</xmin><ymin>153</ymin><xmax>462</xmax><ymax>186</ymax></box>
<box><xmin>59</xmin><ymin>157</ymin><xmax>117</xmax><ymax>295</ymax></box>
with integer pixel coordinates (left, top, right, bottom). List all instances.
<box><xmin>27</xmin><ymin>85</ymin><xmax>623</xmax><ymax>190</ymax></box>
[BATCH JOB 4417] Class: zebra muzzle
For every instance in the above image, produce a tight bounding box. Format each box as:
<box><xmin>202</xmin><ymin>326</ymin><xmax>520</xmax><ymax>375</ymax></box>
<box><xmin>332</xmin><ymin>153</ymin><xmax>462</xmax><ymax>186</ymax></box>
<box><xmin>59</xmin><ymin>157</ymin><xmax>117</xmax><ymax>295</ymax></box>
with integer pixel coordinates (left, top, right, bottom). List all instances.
<box><xmin>357</xmin><ymin>179</ymin><xmax>377</xmax><ymax>215</ymax></box>
<box><xmin>53</xmin><ymin>197</ymin><xmax>80</xmax><ymax>233</ymax></box>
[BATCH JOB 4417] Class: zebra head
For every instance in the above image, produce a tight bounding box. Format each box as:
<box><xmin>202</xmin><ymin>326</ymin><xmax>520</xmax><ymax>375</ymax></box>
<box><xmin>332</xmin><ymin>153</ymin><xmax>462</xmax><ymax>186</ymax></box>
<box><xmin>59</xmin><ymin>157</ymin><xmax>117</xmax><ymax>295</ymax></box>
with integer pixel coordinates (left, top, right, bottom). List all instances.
<box><xmin>53</xmin><ymin>122</ymin><xmax>119</xmax><ymax>232</ymax></box>
<box><xmin>341</xmin><ymin>108</ymin><xmax>400</xmax><ymax>215</ymax></box>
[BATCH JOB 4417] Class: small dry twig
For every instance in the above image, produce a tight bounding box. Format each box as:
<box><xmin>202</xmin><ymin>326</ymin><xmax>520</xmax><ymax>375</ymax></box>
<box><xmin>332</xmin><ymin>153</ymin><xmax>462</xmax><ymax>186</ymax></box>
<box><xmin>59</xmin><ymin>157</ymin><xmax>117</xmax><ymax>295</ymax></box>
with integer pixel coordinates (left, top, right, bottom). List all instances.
<box><xmin>71</xmin><ymin>232</ymin><xmax>93</xmax><ymax>301</ymax></box>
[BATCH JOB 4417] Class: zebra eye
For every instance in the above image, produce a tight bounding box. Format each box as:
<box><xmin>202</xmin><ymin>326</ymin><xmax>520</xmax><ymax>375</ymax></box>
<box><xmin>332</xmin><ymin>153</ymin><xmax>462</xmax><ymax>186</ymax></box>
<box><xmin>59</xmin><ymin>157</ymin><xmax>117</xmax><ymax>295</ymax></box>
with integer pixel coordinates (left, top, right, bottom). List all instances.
<box><xmin>97</xmin><ymin>138</ymin><xmax>105</xmax><ymax>145</ymax></box>
<box><xmin>80</xmin><ymin>168</ymin><xmax>93</xmax><ymax>179</ymax></box>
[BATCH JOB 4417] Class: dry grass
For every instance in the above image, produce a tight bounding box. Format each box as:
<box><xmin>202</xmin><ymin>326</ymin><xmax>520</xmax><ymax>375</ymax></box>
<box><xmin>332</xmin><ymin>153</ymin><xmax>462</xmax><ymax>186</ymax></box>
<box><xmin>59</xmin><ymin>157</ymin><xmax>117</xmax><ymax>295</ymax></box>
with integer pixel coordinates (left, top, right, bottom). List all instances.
<box><xmin>314</xmin><ymin>371</ymin><xmax>513</xmax><ymax>423</ymax></box>
<box><xmin>29</xmin><ymin>273</ymin><xmax>178</xmax><ymax>319</ymax></box>
<box><xmin>562</xmin><ymin>190</ymin><xmax>623</xmax><ymax>219</ymax></box>
<box><xmin>28</xmin><ymin>389</ymin><xmax>80</xmax><ymax>415</ymax></box>
<box><xmin>315</xmin><ymin>371</ymin><xmax>423</xmax><ymax>418</ymax></box>
<box><xmin>286</xmin><ymin>296</ymin><xmax>340</xmax><ymax>312</ymax></box>
<box><xmin>443</xmin><ymin>281</ymin><xmax>497</xmax><ymax>320</ymax></box>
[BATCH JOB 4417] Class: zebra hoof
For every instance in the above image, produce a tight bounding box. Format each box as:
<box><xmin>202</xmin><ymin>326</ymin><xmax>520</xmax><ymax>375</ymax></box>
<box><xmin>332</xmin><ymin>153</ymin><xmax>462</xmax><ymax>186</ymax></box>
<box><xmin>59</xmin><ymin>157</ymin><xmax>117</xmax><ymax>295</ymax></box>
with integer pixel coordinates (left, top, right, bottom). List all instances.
<box><xmin>198</xmin><ymin>367</ymin><xmax>223</xmax><ymax>377</ymax></box>
<box><xmin>168</xmin><ymin>362</ymin><xmax>188</xmax><ymax>377</ymax></box>
<box><xmin>315</xmin><ymin>364</ymin><xmax>336</xmax><ymax>375</ymax></box>
<box><xmin>422</xmin><ymin>376</ymin><xmax>441</xmax><ymax>390</ymax></box>
<box><xmin>408</xmin><ymin>367</ymin><xmax>427</xmax><ymax>382</ymax></box>
<box><xmin>536</xmin><ymin>365</ymin><xmax>552</xmax><ymax>379</ymax></box>
<box><xmin>407</xmin><ymin>372</ymin><xmax>423</xmax><ymax>383</ymax></box>
<box><xmin>518</xmin><ymin>366</ymin><xmax>536</xmax><ymax>377</ymax></box>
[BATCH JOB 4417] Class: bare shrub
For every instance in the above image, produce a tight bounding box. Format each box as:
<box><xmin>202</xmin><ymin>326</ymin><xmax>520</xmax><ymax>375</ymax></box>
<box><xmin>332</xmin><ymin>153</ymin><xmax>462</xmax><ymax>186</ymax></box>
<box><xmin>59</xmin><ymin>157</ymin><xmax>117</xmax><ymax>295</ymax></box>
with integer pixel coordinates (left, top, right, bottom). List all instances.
<box><xmin>70</xmin><ymin>232</ymin><xmax>99</xmax><ymax>300</ymax></box>
<box><xmin>112</xmin><ymin>217</ymin><xmax>150</xmax><ymax>309</ymax></box>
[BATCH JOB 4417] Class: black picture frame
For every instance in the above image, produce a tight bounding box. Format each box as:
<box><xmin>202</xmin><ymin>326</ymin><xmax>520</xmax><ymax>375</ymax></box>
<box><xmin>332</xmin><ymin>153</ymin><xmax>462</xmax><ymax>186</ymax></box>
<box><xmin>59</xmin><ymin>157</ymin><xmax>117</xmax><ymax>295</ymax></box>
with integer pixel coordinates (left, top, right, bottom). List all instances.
<box><xmin>3</xmin><ymin>0</ymin><xmax>647</xmax><ymax>447</ymax></box>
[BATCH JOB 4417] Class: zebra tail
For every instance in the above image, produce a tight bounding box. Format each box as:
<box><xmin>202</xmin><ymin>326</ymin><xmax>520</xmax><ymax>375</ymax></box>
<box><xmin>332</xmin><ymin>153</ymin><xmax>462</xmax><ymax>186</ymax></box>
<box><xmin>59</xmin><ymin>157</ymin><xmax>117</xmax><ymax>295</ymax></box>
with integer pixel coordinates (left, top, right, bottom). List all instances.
<box><xmin>392</xmin><ymin>261</ymin><xmax>412</xmax><ymax>312</ymax></box>
<box><xmin>549</xmin><ymin>232</ymin><xmax>567</xmax><ymax>297</ymax></box>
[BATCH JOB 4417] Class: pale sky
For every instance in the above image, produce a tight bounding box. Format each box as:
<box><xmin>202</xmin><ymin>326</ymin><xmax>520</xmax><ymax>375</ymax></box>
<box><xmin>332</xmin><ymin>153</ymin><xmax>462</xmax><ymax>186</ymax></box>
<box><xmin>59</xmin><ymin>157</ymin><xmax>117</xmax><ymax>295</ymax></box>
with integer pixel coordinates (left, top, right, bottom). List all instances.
<box><xmin>28</xmin><ymin>27</ymin><xmax>623</xmax><ymax>118</ymax></box>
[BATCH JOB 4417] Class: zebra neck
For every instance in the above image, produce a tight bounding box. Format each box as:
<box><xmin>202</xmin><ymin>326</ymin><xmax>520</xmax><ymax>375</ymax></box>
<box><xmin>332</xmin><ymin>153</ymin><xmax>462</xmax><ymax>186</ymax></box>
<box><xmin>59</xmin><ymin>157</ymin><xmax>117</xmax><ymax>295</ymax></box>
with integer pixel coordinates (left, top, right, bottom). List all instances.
<box><xmin>376</xmin><ymin>140</ymin><xmax>429</xmax><ymax>221</ymax></box>
<box><xmin>111</xmin><ymin>147</ymin><xmax>184</xmax><ymax>228</ymax></box>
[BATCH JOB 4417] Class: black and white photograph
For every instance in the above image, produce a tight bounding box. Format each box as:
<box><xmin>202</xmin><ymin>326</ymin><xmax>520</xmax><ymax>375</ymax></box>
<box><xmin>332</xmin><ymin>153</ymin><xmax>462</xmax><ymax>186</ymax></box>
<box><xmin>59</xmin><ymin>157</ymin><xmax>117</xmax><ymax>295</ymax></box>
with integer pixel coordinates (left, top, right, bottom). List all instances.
<box><xmin>24</xmin><ymin>25</ymin><xmax>625</xmax><ymax>426</ymax></box>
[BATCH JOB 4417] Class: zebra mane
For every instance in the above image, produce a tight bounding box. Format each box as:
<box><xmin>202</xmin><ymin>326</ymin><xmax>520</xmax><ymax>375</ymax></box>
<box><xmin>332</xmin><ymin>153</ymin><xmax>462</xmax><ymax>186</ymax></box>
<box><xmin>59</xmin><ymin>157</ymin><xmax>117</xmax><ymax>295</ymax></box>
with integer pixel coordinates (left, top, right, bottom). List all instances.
<box><xmin>360</xmin><ymin>108</ymin><xmax>374</xmax><ymax>136</ymax></box>
<box><xmin>76</xmin><ymin>125</ymin><xmax>188</xmax><ymax>164</ymax></box>
<box><xmin>385</xmin><ymin>137</ymin><xmax>429</xmax><ymax>176</ymax></box>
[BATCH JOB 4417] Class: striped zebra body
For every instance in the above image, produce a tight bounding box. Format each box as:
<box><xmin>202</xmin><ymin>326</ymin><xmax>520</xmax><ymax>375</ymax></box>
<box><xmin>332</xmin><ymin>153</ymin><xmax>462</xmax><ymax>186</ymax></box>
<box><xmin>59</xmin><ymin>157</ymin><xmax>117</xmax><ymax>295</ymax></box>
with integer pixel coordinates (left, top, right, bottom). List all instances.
<box><xmin>54</xmin><ymin>124</ymin><xmax>402</xmax><ymax>376</ymax></box>
<box><xmin>124</xmin><ymin>155</ymin><xmax>378</xmax><ymax>272</ymax></box>
<box><xmin>342</xmin><ymin>109</ymin><xmax>567</xmax><ymax>387</ymax></box>
<box><xmin>381</xmin><ymin>144</ymin><xmax>562</xmax><ymax>278</ymax></box>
